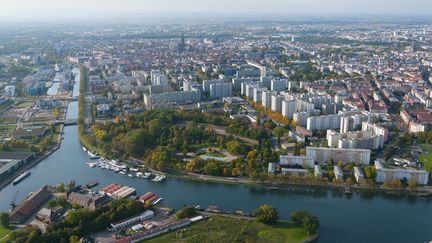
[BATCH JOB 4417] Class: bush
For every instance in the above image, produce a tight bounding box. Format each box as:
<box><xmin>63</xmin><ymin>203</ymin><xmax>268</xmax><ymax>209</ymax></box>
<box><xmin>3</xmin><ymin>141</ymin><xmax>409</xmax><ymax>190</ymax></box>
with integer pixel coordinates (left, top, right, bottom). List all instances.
<box><xmin>291</xmin><ymin>211</ymin><xmax>320</xmax><ymax>235</ymax></box>
<box><xmin>176</xmin><ymin>206</ymin><xmax>198</xmax><ymax>219</ymax></box>
<box><xmin>254</xmin><ymin>205</ymin><xmax>279</xmax><ymax>225</ymax></box>
<box><xmin>0</xmin><ymin>212</ymin><xmax>9</xmax><ymax>228</ymax></box>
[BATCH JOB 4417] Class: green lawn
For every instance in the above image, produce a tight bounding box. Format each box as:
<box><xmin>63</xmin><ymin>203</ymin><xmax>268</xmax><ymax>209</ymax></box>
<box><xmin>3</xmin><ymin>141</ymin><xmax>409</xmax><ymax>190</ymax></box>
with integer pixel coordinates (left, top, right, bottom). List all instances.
<box><xmin>0</xmin><ymin>226</ymin><xmax>12</xmax><ymax>243</ymax></box>
<box><xmin>419</xmin><ymin>144</ymin><xmax>432</xmax><ymax>172</ymax></box>
<box><xmin>145</xmin><ymin>216</ymin><xmax>309</xmax><ymax>243</ymax></box>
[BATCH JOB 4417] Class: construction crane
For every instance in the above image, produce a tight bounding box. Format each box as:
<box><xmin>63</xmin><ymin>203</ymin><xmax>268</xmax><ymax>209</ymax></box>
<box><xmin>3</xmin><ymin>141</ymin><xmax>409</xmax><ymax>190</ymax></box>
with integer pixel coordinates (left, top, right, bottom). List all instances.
<box><xmin>9</xmin><ymin>190</ymin><xmax>19</xmax><ymax>211</ymax></box>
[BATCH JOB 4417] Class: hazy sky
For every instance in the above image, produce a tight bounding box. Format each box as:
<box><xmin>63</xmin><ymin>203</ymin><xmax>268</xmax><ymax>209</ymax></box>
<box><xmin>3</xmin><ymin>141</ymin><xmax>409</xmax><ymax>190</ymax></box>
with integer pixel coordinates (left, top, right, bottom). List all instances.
<box><xmin>1</xmin><ymin>0</ymin><xmax>432</xmax><ymax>21</ymax></box>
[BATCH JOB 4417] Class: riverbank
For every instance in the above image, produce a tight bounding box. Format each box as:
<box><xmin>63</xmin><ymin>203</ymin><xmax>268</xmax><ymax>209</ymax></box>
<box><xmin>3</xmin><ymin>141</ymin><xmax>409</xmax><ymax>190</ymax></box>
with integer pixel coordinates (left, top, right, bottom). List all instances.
<box><xmin>165</xmin><ymin>170</ymin><xmax>432</xmax><ymax>197</ymax></box>
<box><xmin>146</xmin><ymin>215</ymin><xmax>314</xmax><ymax>243</ymax></box>
<box><xmin>91</xmin><ymin>155</ymin><xmax>432</xmax><ymax>198</ymax></box>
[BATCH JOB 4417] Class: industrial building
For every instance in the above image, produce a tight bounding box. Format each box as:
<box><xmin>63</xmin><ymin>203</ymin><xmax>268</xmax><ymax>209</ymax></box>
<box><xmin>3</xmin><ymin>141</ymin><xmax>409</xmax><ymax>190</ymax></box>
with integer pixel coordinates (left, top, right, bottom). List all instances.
<box><xmin>0</xmin><ymin>152</ymin><xmax>35</xmax><ymax>180</ymax></box>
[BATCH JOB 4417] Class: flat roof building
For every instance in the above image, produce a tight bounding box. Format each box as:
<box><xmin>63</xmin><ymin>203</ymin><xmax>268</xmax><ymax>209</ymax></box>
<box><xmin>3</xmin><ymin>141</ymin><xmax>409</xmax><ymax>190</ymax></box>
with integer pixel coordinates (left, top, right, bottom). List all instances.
<box><xmin>0</xmin><ymin>152</ymin><xmax>35</xmax><ymax>180</ymax></box>
<box><xmin>375</xmin><ymin>160</ymin><xmax>429</xmax><ymax>185</ymax></box>
<box><xmin>281</xmin><ymin>168</ymin><xmax>309</xmax><ymax>177</ymax></box>
<box><xmin>354</xmin><ymin>167</ymin><xmax>365</xmax><ymax>183</ymax></box>
<box><xmin>306</xmin><ymin>147</ymin><xmax>371</xmax><ymax>165</ymax></box>
<box><xmin>280</xmin><ymin>155</ymin><xmax>314</xmax><ymax>168</ymax></box>
<box><xmin>334</xmin><ymin>166</ymin><xmax>343</xmax><ymax>181</ymax></box>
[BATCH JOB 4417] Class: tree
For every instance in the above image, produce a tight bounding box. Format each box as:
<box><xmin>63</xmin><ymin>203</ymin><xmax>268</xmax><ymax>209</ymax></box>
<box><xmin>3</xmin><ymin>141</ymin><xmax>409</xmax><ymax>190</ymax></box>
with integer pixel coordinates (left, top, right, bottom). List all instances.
<box><xmin>69</xmin><ymin>235</ymin><xmax>79</xmax><ymax>243</ymax></box>
<box><xmin>181</xmin><ymin>140</ymin><xmax>189</xmax><ymax>155</ymax></box>
<box><xmin>291</xmin><ymin>211</ymin><xmax>320</xmax><ymax>235</ymax></box>
<box><xmin>408</xmin><ymin>179</ymin><xmax>417</xmax><ymax>191</ymax></box>
<box><xmin>53</xmin><ymin>108</ymin><xmax>60</xmax><ymax>119</ymax></box>
<box><xmin>302</xmin><ymin>214</ymin><xmax>320</xmax><ymax>235</ymax></box>
<box><xmin>145</xmin><ymin>200</ymin><xmax>152</xmax><ymax>209</ymax></box>
<box><xmin>346</xmin><ymin>177</ymin><xmax>354</xmax><ymax>186</ymax></box>
<box><xmin>273</xmin><ymin>127</ymin><xmax>285</xmax><ymax>146</ymax></box>
<box><xmin>185</xmin><ymin>158</ymin><xmax>200</xmax><ymax>172</ymax></box>
<box><xmin>294</xmin><ymin>142</ymin><xmax>301</xmax><ymax>156</ymax></box>
<box><xmin>124</xmin><ymin>129</ymin><xmax>152</xmax><ymax>157</ymax></box>
<box><xmin>254</xmin><ymin>204</ymin><xmax>279</xmax><ymax>225</ymax></box>
<box><xmin>176</xmin><ymin>206</ymin><xmax>197</xmax><ymax>219</ymax></box>
<box><xmin>49</xmin><ymin>124</ymin><xmax>56</xmax><ymax>135</ymax></box>
<box><xmin>0</xmin><ymin>212</ymin><xmax>9</xmax><ymax>228</ymax></box>
<box><xmin>66</xmin><ymin>181</ymin><xmax>75</xmax><ymax>192</ymax></box>
<box><xmin>291</xmin><ymin>211</ymin><xmax>308</xmax><ymax>225</ymax></box>
<box><xmin>364</xmin><ymin>166</ymin><xmax>376</xmax><ymax>179</ymax></box>
<box><xmin>56</xmin><ymin>183</ymin><xmax>65</xmax><ymax>193</ymax></box>
<box><xmin>204</xmin><ymin>160</ymin><xmax>222</xmax><ymax>176</ymax></box>
<box><xmin>226</xmin><ymin>140</ymin><xmax>242</xmax><ymax>155</ymax></box>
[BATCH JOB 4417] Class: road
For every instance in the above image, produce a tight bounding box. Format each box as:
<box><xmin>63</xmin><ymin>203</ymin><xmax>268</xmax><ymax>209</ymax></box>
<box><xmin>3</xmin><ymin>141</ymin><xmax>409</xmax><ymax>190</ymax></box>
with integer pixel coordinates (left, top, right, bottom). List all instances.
<box><xmin>206</xmin><ymin>124</ymin><xmax>258</xmax><ymax>145</ymax></box>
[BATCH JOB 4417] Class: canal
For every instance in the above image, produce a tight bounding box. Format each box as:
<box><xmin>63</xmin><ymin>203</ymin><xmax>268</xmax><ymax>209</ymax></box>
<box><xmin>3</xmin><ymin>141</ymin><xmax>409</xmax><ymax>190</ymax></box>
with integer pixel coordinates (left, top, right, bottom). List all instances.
<box><xmin>0</xmin><ymin>88</ymin><xmax>431</xmax><ymax>242</ymax></box>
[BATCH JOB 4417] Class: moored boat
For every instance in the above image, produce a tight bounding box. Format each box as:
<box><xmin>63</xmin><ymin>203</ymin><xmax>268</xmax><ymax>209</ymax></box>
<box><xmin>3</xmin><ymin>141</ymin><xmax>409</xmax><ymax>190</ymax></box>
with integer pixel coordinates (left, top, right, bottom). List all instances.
<box><xmin>152</xmin><ymin>198</ymin><xmax>163</xmax><ymax>205</ymax></box>
<box><xmin>343</xmin><ymin>187</ymin><xmax>353</xmax><ymax>195</ymax></box>
<box><xmin>87</xmin><ymin>150</ymin><xmax>100</xmax><ymax>159</ymax></box>
<box><xmin>12</xmin><ymin>170</ymin><xmax>31</xmax><ymax>185</ymax></box>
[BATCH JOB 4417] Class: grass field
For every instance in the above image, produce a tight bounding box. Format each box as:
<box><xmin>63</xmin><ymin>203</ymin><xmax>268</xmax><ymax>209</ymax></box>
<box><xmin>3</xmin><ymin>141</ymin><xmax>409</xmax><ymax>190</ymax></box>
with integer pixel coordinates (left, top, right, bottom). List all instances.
<box><xmin>0</xmin><ymin>226</ymin><xmax>12</xmax><ymax>243</ymax></box>
<box><xmin>145</xmin><ymin>216</ymin><xmax>309</xmax><ymax>243</ymax></box>
<box><xmin>0</xmin><ymin>125</ymin><xmax>16</xmax><ymax>131</ymax></box>
<box><xmin>419</xmin><ymin>144</ymin><xmax>432</xmax><ymax>172</ymax></box>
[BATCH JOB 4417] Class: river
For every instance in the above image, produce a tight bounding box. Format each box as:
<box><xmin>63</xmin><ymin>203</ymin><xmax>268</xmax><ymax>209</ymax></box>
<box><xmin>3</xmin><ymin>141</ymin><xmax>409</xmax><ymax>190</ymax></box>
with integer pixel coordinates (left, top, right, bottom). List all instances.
<box><xmin>0</xmin><ymin>83</ymin><xmax>431</xmax><ymax>242</ymax></box>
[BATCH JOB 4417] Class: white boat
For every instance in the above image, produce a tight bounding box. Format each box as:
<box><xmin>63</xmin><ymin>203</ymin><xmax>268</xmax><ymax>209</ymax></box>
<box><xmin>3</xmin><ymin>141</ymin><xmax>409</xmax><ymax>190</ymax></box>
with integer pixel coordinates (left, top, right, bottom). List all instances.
<box><xmin>152</xmin><ymin>198</ymin><xmax>163</xmax><ymax>205</ymax></box>
<box><xmin>13</xmin><ymin>170</ymin><xmax>31</xmax><ymax>185</ymax></box>
<box><xmin>87</xmin><ymin>151</ymin><xmax>100</xmax><ymax>159</ymax></box>
<box><xmin>86</xmin><ymin>162</ymin><xmax>96</xmax><ymax>168</ymax></box>
<box><xmin>152</xmin><ymin>175</ymin><xmax>166</xmax><ymax>182</ymax></box>
<box><xmin>119</xmin><ymin>171</ymin><xmax>126</xmax><ymax>175</ymax></box>
<box><xmin>128</xmin><ymin>174</ymin><xmax>134</xmax><ymax>178</ymax></box>
<box><xmin>82</xmin><ymin>146</ymin><xmax>87</xmax><ymax>152</ymax></box>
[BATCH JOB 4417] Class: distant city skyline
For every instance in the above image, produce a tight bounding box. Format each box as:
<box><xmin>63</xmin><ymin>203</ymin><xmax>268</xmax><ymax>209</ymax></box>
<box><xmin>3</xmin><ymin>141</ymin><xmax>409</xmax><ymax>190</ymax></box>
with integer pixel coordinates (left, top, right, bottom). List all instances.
<box><xmin>1</xmin><ymin>0</ymin><xmax>432</xmax><ymax>21</ymax></box>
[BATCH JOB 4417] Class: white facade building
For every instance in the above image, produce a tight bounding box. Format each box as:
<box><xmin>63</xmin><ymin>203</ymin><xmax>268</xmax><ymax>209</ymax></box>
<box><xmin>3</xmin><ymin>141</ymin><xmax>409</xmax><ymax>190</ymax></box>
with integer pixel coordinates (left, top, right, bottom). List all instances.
<box><xmin>293</xmin><ymin>112</ymin><xmax>309</xmax><ymax>126</ymax></box>
<box><xmin>151</xmin><ymin>70</ymin><xmax>168</xmax><ymax>86</ymax></box>
<box><xmin>314</xmin><ymin>165</ymin><xmax>323</xmax><ymax>177</ymax></box>
<box><xmin>306</xmin><ymin>147</ymin><xmax>371</xmax><ymax>165</ymax></box>
<box><xmin>209</xmin><ymin>82</ymin><xmax>232</xmax><ymax>99</ymax></box>
<box><xmin>334</xmin><ymin>166</ymin><xmax>343</xmax><ymax>181</ymax></box>
<box><xmin>361</xmin><ymin>122</ymin><xmax>388</xmax><ymax>142</ymax></box>
<box><xmin>282</xmin><ymin>100</ymin><xmax>296</xmax><ymax>119</ymax></box>
<box><xmin>271</xmin><ymin>79</ymin><xmax>288</xmax><ymax>92</ymax></box>
<box><xmin>268</xmin><ymin>162</ymin><xmax>277</xmax><ymax>174</ymax></box>
<box><xmin>281</xmin><ymin>168</ymin><xmax>309</xmax><ymax>177</ymax></box>
<box><xmin>353</xmin><ymin>167</ymin><xmax>365</xmax><ymax>183</ymax></box>
<box><xmin>271</xmin><ymin>94</ymin><xmax>284</xmax><ymax>113</ymax></box>
<box><xmin>109</xmin><ymin>210</ymin><xmax>154</xmax><ymax>231</ymax></box>
<box><xmin>280</xmin><ymin>155</ymin><xmax>314</xmax><ymax>168</ymax></box>
<box><xmin>375</xmin><ymin>160</ymin><xmax>429</xmax><ymax>185</ymax></box>
<box><xmin>327</xmin><ymin>129</ymin><xmax>384</xmax><ymax>150</ymax></box>
<box><xmin>261</xmin><ymin>90</ymin><xmax>274</xmax><ymax>109</ymax></box>
<box><xmin>307</xmin><ymin>114</ymin><xmax>340</xmax><ymax>131</ymax></box>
